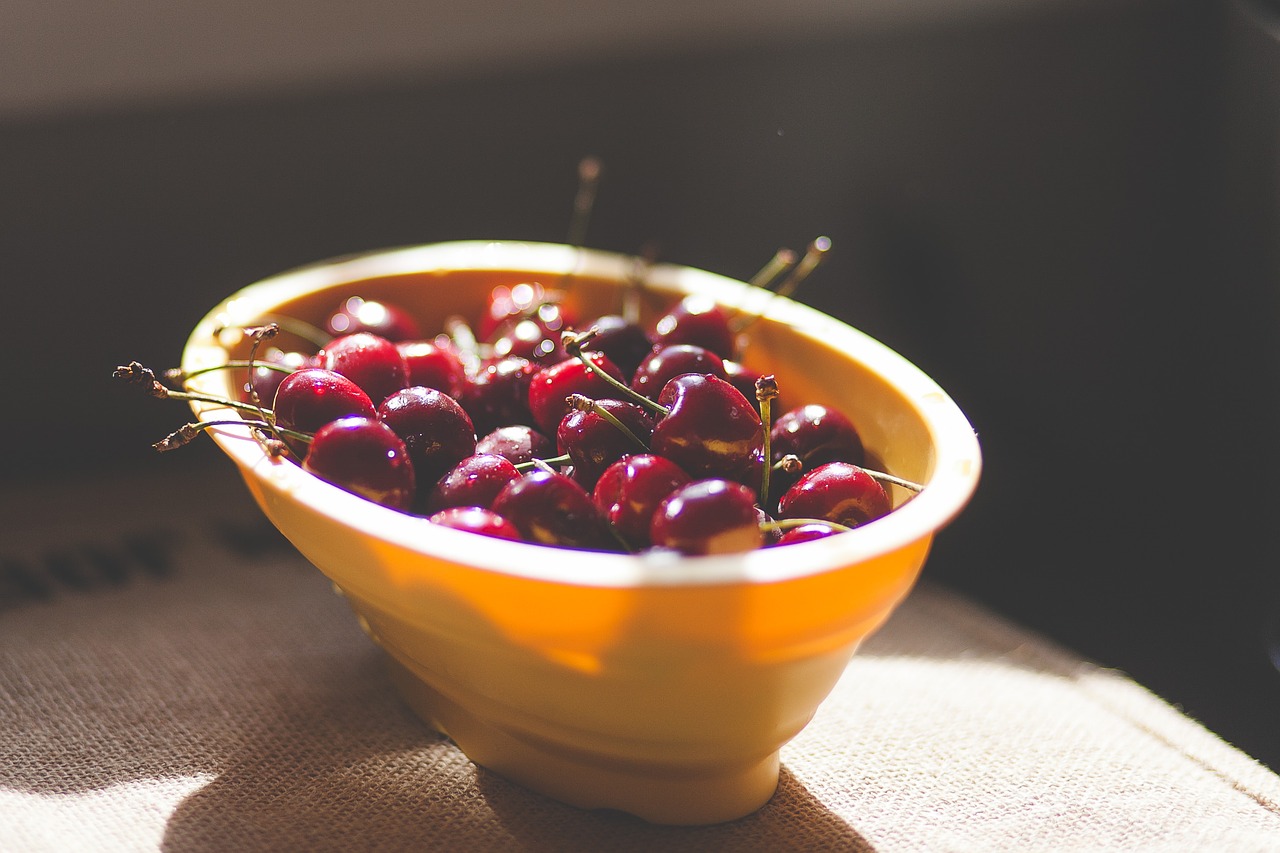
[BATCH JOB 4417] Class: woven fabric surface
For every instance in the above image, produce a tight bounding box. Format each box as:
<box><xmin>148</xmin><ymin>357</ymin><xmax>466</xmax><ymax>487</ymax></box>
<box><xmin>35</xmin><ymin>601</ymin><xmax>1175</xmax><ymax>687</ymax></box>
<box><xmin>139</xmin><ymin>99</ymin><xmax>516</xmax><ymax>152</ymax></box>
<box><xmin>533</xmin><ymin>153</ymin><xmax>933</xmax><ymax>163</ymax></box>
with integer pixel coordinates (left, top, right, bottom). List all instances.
<box><xmin>2</xmin><ymin>469</ymin><xmax>1278</xmax><ymax>852</ymax></box>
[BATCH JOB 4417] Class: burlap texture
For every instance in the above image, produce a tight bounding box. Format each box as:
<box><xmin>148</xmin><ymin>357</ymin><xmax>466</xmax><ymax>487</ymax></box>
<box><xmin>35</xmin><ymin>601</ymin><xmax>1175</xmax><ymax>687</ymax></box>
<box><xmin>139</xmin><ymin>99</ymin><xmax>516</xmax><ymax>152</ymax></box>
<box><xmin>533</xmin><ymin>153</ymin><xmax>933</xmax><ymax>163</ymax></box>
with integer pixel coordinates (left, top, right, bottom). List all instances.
<box><xmin>2</xmin><ymin>469</ymin><xmax>1278</xmax><ymax>851</ymax></box>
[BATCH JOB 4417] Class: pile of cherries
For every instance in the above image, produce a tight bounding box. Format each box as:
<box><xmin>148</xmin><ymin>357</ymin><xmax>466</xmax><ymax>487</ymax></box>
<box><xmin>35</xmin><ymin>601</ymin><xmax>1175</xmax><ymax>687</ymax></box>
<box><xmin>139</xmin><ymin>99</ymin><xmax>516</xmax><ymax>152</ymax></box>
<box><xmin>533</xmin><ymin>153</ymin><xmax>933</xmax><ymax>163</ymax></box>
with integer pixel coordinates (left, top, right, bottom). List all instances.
<box><xmin>130</xmin><ymin>280</ymin><xmax>919</xmax><ymax>556</ymax></box>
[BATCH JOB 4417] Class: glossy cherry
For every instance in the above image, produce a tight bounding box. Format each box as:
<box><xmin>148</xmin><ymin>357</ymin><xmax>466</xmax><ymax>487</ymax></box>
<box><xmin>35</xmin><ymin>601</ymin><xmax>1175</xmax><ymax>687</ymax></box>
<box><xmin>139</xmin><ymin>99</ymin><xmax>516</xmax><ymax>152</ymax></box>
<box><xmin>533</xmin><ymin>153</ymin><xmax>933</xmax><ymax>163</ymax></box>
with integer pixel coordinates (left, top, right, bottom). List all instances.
<box><xmin>474</xmin><ymin>424</ymin><xmax>555</xmax><ymax>466</ymax></box>
<box><xmin>527</xmin><ymin>351</ymin><xmax>626</xmax><ymax>436</ymax></box>
<box><xmin>592</xmin><ymin>453</ymin><xmax>691</xmax><ymax>549</ymax></box>
<box><xmin>457</xmin><ymin>356</ymin><xmax>537</xmax><ymax>437</ymax></box>
<box><xmin>650</xmin><ymin>373</ymin><xmax>763</xmax><ymax>481</ymax></box>
<box><xmin>582</xmin><ymin>314</ymin><xmax>654</xmax><ymax>380</ymax></box>
<box><xmin>377</xmin><ymin>386</ymin><xmax>477</xmax><ymax>486</ymax></box>
<box><xmin>776</xmin><ymin>462</ymin><xmax>891</xmax><ymax>529</ymax></box>
<box><xmin>556</xmin><ymin>397</ymin><xmax>655</xmax><ymax>489</ymax></box>
<box><xmin>772</xmin><ymin>523</ymin><xmax>842</xmax><ymax>546</ymax></box>
<box><xmin>630</xmin><ymin>344</ymin><xmax>728</xmax><ymax>402</ymax></box>
<box><xmin>490</xmin><ymin>470</ymin><xmax>620</xmax><ymax>551</ymax></box>
<box><xmin>396</xmin><ymin>338</ymin><xmax>466</xmax><ymax>398</ymax></box>
<box><xmin>476</xmin><ymin>282</ymin><xmax>570</xmax><ymax>341</ymax></box>
<box><xmin>653</xmin><ymin>294</ymin><xmax>738</xmax><ymax>359</ymax></box>
<box><xmin>326</xmin><ymin>296</ymin><xmax>422</xmax><ymax>342</ymax></box>
<box><xmin>272</xmin><ymin>367</ymin><xmax>376</xmax><ymax>434</ymax></box>
<box><xmin>244</xmin><ymin>348</ymin><xmax>312</xmax><ymax>407</ymax></box>
<box><xmin>425</xmin><ymin>453</ymin><xmax>522</xmax><ymax>514</ymax></box>
<box><xmin>488</xmin><ymin>301</ymin><xmax>570</xmax><ymax>364</ymax></box>
<box><xmin>319</xmin><ymin>332</ymin><xmax>409</xmax><ymax>405</ymax></box>
<box><xmin>302</xmin><ymin>416</ymin><xmax>415</xmax><ymax>511</ymax></box>
<box><xmin>771</xmin><ymin>404</ymin><xmax>865</xmax><ymax>469</ymax></box>
<box><xmin>427</xmin><ymin>506</ymin><xmax>523</xmax><ymax>541</ymax></box>
<box><xmin>650</xmin><ymin>479</ymin><xmax>763</xmax><ymax>555</ymax></box>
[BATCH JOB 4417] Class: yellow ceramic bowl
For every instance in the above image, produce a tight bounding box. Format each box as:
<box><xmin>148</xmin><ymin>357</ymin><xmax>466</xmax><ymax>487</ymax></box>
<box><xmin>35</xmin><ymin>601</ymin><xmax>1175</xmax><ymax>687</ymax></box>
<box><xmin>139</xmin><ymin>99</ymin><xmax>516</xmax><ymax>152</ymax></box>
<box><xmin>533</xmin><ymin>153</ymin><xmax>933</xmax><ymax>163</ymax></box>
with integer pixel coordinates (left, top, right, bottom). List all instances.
<box><xmin>181</xmin><ymin>240</ymin><xmax>981</xmax><ymax>825</ymax></box>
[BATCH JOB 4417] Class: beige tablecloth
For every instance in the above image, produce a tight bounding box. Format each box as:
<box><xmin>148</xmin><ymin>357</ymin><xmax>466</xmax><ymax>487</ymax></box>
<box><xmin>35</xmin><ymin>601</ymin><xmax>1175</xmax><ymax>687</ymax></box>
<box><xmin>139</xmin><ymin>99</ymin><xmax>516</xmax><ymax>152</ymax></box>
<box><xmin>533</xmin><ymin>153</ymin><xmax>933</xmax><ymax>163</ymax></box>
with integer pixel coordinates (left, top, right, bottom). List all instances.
<box><xmin>2</xmin><ymin>468</ymin><xmax>1278</xmax><ymax>852</ymax></box>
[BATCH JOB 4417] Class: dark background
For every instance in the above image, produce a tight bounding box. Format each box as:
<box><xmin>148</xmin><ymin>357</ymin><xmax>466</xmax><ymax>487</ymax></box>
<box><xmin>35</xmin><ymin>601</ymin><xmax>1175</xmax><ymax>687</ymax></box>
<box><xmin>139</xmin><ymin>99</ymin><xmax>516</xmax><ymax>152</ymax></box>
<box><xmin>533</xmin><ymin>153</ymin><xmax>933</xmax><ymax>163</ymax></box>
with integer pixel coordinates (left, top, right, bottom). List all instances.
<box><xmin>3</xmin><ymin>1</ymin><xmax>1278</xmax><ymax>769</ymax></box>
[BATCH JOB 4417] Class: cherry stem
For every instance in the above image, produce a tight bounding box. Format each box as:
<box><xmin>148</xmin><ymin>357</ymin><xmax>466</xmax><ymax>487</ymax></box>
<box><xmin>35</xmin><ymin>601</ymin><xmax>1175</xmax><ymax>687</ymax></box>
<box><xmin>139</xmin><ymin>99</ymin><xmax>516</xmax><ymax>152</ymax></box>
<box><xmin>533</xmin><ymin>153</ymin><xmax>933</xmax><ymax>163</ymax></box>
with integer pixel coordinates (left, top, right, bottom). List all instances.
<box><xmin>566</xmin><ymin>394</ymin><xmax>650</xmax><ymax>451</ymax></box>
<box><xmin>516</xmin><ymin>453</ymin><xmax>573</xmax><ymax>472</ymax></box>
<box><xmin>563</xmin><ymin>329</ymin><xmax>670</xmax><ymax>418</ymax></box>
<box><xmin>864</xmin><ymin>468</ymin><xmax>924</xmax><ymax>493</ymax></box>
<box><xmin>623</xmin><ymin>241</ymin><xmax>658</xmax><ymax>325</ymax></box>
<box><xmin>760</xmin><ymin>517</ymin><xmax>855</xmax><ymax>535</ymax></box>
<box><xmin>166</xmin><ymin>361</ymin><xmax>293</xmax><ymax>386</ymax></box>
<box><xmin>216</xmin><ymin>314</ymin><xmax>329</xmax><ymax>349</ymax></box>
<box><xmin>755</xmin><ymin>374</ymin><xmax>779</xmax><ymax>504</ymax></box>
<box><xmin>566</xmin><ymin>155</ymin><xmax>601</xmax><ymax>249</ymax></box>
<box><xmin>152</xmin><ymin>419</ymin><xmax>311</xmax><ymax>453</ymax></box>
<box><xmin>749</xmin><ymin>248</ymin><xmax>798</xmax><ymax>289</ymax></box>
<box><xmin>734</xmin><ymin>237</ymin><xmax>831</xmax><ymax>333</ymax></box>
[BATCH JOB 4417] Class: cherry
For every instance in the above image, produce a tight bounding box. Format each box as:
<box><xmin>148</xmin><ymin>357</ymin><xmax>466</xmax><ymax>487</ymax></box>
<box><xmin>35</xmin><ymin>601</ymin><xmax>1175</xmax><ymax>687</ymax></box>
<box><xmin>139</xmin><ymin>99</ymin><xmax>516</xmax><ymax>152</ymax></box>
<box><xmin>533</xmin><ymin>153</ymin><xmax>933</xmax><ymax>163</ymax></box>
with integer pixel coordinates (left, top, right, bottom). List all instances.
<box><xmin>475</xmin><ymin>424</ymin><xmax>555</xmax><ymax>466</ymax></box>
<box><xmin>476</xmin><ymin>282</ymin><xmax>569</xmax><ymax>341</ymax></box>
<box><xmin>592</xmin><ymin>453</ymin><xmax>690</xmax><ymax>549</ymax></box>
<box><xmin>723</xmin><ymin>360</ymin><xmax>767</xmax><ymax>417</ymax></box>
<box><xmin>488</xmin><ymin>301</ymin><xmax>571</xmax><ymax>364</ymax></box>
<box><xmin>776</xmin><ymin>462</ymin><xmax>891</xmax><ymax>529</ymax></box>
<box><xmin>771</xmin><ymin>404</ymin><xmax>865</xmax><ymax>469</ymax></box>
<box><xmin>653</xmin><ymin>294</ymin><xmax>738</xmax><ymax>359</ymax></box>
<box><xmin>272</xmin><ymin>367</ymin><xmax>376</xmax><ymax>434</ymax></box>
<box><xmin>457</xmin><ymin>356</ymin><xmax>537</xmax><ymax>437</ymax></box>
<box><xmin>302</xmin><ymin>416</ymin><xmax>415</xmax><ymax>511</ymax></box>
<box><xmin>396</xmin><ymin>337</ymin><xmax>466</xmax><ymax>398</ymax></box>
<box><xmin>377</xmin><ymin>386</ymin><xmax>477</xmax><ymax>486</ymax></box>
<box><xmin>320</xmin><ymin>332</ymin><xmax>409</xmax><ymax>405</ymax></box>
<box><xmin>427</xmin><ymin>506</ymin><xmax>522</xmax><ymax>541</ymax></box>
<box><xmin>650</xmin><ymin>479</ymin><xmax>763</xmax><ymax>555</ymax></box>
<box><xmin>526</xmin><ymin>351</ymin><xmax>626</xmax><ymax>436</ymax></box>
<box><xmin>630</xmin><ymin>344</ymin><xmax>727</xmax><ymax>402</ymax></box>
<box><xmin>556</xmin><ymin>396</ymin><xmax>655</xmax><ymax>489</ymax></box>
<box><xmin>425</xmin><ymin>453</ymin><xmax>521</xmax><ymax>513</ymax></box>
<box><xmin>326</xmin><ymin>296</ymin><xmax>422</xmax><ymax>342</ymax></box>
<box><xmin>771</xmin><ymin>523</ymin><xmax>842</xmax><ymax>546</ymax></box>
<box><xmin>650</xmin><ymin>373</ymin><xmax>763</xmax><ymax>481</ymax></box>
<box><xmin>490</xmin><ymin>470</ymin><xmax>620</xmax><ymax>551</ymax></box>
<box><xmin>582</xmin><ymin>314</ymin><xmax>654</xmax><ymax>380</ymax></box>
<box><xmin>244</xmin><ymin>348</ymin><xmax>312</xmax><ymax>407</ymax></box>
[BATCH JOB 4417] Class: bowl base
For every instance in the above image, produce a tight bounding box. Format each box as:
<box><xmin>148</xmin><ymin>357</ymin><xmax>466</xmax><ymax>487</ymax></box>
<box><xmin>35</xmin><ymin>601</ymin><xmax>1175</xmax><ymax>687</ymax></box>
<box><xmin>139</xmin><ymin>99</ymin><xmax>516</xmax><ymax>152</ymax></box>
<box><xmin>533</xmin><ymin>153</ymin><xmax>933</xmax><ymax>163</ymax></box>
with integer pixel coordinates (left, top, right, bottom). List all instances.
<box><xmin>385</xmin><ymin>656</ymin><xmax>781</xmax><ymax>825</ymax></box>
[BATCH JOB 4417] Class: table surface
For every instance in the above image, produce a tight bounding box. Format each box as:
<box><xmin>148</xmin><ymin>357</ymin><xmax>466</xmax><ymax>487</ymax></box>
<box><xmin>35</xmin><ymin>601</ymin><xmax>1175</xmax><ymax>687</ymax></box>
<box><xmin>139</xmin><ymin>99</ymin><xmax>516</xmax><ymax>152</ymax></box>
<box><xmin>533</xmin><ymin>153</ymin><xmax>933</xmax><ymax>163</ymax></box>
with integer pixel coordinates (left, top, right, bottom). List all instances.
<box><xmin>2</xmin><ymin>468</ymin><xmax>1278</xmax><ymax>852</ymax></box>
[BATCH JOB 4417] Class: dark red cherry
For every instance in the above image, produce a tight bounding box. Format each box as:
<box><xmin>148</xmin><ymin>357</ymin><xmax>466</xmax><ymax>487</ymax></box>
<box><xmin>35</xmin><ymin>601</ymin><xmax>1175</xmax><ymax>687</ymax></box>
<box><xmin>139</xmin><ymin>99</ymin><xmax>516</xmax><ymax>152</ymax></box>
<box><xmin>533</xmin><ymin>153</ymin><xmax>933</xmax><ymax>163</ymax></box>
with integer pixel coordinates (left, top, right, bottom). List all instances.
<box><xmin>653</xmin><ymin>294</ymin><xmax>737</xmax><ymax>359</ymax></box>
<box><xmin>771</xmin><ymin>404</ymin><xmax>865</xmax><ymax>469</ymax></box>
<box><xmin>326</xmin><ymin>296</ymin><xmax>422</xmax><ymax>342</ymax></box>
<box><xmin>396</xmin><ymin>338</ymin><xmax>466</xmax><ymax>398</ymax></box>
<box><xmin>630</xmin><ymin>344</ymin><xmax>727</xmax><ymax>402</ymax></box>
<box><xmin>377</xmin><ymin>386</ymin><xmax>477</xmax><ymax>486</ymax></box>
<box><xmin>457</xmin><ymin>356</ymin><xmax>537</xmax><ymax>437</ymax></box>
<box><xmin>489</xmin><ymin>301</ymin><xmax>570</xmax><ymax>364</ymax></box>
<box><xmin>650</xmin><ymin>373</ymin><xmax>763</xmax><ymax>481</ymax></box>
<box><xmin>320</xmin><ymin>332</ymin><xmax>409</xmax><ymax>405</ymax></box>
<box><xmin>583</xmin><ymin>314</ymin><xmax>655</xmax><ymax>380</ymax></box>
<box><xmin>776</xmin><ymin>462</ymin><xmax>891</xmax><ymax>529</ymax></box>
<box><xmin>527</xmin><ymin>351</ymin><xmax>625</xmax><ymax>436</ymax></box>
<box><xmin>272</xmin><ymin>368</ymin><xmax>376</xmax><ymax>434</ymax></box>
<box><xmin>243</xmin><ymin>348</ymin><xmax>311</xmax><ymax>406</ymax></box>
<box><xmin>475</xmin><ymin>424</ymin><xmax>555</xmax><ymax>466</ymax></box>
<box><xmin>302</xmin><ymin>416</ymin><xmax>415</xmax><ymax>511</ymax></box>
<box><xmin>476</xmin><ymin>282</ymin><xmax>570</xmax><ymax>340</ymax></box>
<box><xmin>723</xmin><ymin>360</ymin><xmax>768</xmax><ymax>418</ymax></box>
<box><xmin>592</xmin><ymin>454</ymin><xmax>691</xmax><ymax>549</ymax></box>
<box><xmin>650</xmin><ymin>479</ymin><xmax>763</xmax><ymax>555</ymax></box>
<box><xmin>427</xmin><ymin>506</ymin><xmax>522</xmax><ymax>541</ymax></box>
<box><xmin>425</xmin><ymin>453</ymin><xmax>521</xmax><ymax>513</ymax></box>
<box><xmin>491</xmin><ymin>470</ymin><xmax>620</xmax><ymax>551</ymax></box>
<box><xmin>556</xmin><ymin>398</ymin><xmax>655</xmax><ymax>490</ymax></box>
<box><xmin>772</xmin><ymin>523</ymin><xmax>842</xmax><ymax>546</ymax></box>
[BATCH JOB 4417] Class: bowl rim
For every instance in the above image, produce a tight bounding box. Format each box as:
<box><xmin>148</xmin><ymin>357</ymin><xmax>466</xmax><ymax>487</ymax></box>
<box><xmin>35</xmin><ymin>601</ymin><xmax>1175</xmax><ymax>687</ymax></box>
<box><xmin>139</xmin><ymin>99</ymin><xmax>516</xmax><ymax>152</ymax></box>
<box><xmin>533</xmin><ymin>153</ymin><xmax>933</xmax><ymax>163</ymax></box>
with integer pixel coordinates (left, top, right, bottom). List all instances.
<box><xmin>182</xmin><ymin>239</ymin><xmax>982</xmax><ymax>588</ymax></box>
